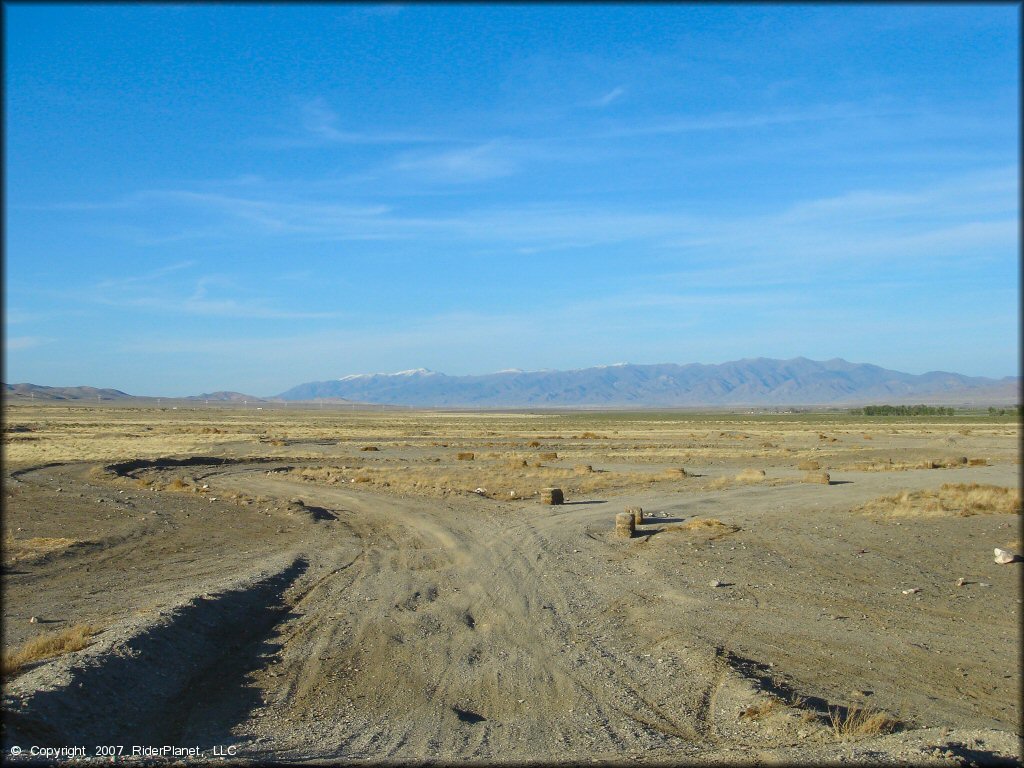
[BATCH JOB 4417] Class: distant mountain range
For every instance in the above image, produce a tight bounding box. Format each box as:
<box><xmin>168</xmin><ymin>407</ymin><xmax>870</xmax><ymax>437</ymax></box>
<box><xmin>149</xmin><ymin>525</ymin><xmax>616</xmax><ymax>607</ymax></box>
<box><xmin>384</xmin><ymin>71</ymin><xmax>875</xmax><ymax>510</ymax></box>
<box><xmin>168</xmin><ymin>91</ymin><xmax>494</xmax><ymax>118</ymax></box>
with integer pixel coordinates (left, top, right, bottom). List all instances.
<box><xmin>277</xmin><ymin>358</ymin><xmax>1020</xmax><ymax>407</ymax></box>
<box><xmin>2</xmin><ymin>384</ymin><xmax>269</xmax><ymax>404</ymax></box>
<box><xmin>6</xmin><ymin>358</ymin><xmax>1019</xmax><ymax>408</ymax></box>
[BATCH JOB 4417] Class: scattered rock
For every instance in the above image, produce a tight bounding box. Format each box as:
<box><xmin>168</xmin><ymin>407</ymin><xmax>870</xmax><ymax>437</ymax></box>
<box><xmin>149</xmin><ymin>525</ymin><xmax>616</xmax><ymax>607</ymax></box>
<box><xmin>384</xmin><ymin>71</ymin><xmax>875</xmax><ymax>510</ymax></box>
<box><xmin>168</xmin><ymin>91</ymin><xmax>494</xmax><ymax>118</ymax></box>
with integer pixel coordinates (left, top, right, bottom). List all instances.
<box><xmin>902</xmin><ymin>588</ymin><xmax>921</xmax><ymax>595</ymax></box>
<box><xmin>28</xmin><ymin>616</ymin><xmax>39</xmax><ymax>624</ymax></box>
<box><xmin>994</xmin><ymin>548</ymin><xmax>1020</xmax><ymax>565</ymax></box>
<box><xmin>955</xmin><ymin>577</ymin><xmax>966</xmax><ymax>587</ymax></box>
<box><xmin>710</xmin><ymin>580</ymin><xmax>724</xmax><ymax>588</ymax></box>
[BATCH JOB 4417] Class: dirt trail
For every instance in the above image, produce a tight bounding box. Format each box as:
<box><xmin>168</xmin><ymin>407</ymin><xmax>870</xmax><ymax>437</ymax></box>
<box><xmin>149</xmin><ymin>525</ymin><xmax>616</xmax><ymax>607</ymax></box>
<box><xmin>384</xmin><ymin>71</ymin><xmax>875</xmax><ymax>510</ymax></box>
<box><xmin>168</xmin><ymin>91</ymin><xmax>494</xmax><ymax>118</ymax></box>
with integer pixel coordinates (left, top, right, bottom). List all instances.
<box><xmin>202</xmin><ymin>471</ymin><xmax>722</xmax><ymax>760</ymax></box>
<box><xmin>3</xmin><ymin>412</ymin><xmax>1021</xmax><ymax>765</ymax></box>
<box><xmin>179</xmin><ymin>464</ymin><xmax>1020</xmax><ymax>762</ymax></box>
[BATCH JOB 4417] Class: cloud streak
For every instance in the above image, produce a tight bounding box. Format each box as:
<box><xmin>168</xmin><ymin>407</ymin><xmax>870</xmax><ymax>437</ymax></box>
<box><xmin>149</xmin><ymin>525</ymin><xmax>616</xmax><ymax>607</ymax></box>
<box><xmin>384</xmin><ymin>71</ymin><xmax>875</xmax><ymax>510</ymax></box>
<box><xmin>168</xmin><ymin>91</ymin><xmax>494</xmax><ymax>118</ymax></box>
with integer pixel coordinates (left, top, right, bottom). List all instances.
<box><xmin>50</xmin><ymin>166</ymin><xmax>1018</xmax><ymax>278</ymax></box>
<box><xmin>5</xmin><ymin>336</ymin><xmax>54</xmax><ymax>351</ymax></box>
<box><xmin>392</xmin><ymin>141</ymin><xmax>519</xmax><ymax>183</ymax></box>
<box><xmin>590</xmin><ymin>86</ymin><xmax>626</xmax><ymax>107</ymax></box>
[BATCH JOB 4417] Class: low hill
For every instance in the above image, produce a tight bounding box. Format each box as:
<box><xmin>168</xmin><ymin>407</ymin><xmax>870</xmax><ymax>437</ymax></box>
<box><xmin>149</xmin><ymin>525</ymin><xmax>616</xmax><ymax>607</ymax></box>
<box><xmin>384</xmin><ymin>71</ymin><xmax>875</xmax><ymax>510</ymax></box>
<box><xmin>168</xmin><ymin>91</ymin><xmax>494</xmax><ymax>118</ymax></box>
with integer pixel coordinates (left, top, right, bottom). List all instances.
<box><xmin>4</xmin><ymin>383</ymin><xmax>135</xmax><ymax>401</ymax></box>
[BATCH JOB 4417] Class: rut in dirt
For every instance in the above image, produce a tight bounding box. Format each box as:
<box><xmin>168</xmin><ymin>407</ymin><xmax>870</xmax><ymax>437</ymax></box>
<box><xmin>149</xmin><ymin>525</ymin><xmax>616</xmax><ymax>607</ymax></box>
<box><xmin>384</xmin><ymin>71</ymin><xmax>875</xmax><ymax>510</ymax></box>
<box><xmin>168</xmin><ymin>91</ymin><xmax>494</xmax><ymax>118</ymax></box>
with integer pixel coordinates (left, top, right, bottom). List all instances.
<box><xmin>2</xmin><ymin>557</ymin><xmax>308</xmax><ymax>749</ymax></box>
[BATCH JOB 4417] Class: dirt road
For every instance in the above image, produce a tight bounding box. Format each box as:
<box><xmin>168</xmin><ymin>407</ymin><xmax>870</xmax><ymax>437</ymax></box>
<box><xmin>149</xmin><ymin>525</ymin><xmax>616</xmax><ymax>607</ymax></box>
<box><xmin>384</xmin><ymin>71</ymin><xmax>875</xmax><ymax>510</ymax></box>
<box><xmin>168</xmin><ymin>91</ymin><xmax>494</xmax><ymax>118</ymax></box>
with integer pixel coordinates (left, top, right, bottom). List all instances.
<box><xmin>2</xmin><ymin>408</ymin><xmax>1021</xmax><ymax>764</ymax></box>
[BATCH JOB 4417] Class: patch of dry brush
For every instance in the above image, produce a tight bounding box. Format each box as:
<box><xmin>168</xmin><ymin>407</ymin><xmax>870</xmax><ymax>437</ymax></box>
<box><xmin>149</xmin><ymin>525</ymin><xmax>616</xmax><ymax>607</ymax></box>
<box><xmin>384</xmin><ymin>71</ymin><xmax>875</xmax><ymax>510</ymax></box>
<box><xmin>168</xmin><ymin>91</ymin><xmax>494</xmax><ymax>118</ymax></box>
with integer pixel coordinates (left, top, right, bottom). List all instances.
<box><xmin>662</xmin><ymin>518</ymin><xmax>741</xmax><ymax>540</ymax></box>
<box><xmin>287</xmin><ymin>460</ymin><xmax>672</xmax><ymax>500</ymax></box>
<box><xmin>856</xmin><ymin>483</ymin><xmax>1020</xmax><ymax>518</ymax></box>
<box><xmin>3</xmin><ymin>534</ymin><xmax>79</xmax><ymax>564</ymax></box>
<box><xmin>829</xmin><ymin>706</ymin><xmax>901</xmax><ymax>739</ymax></box>
<box><xmin>2</xmin><ymin>623</ymin><xmax>97</xmax><ymax>678</ymax></box>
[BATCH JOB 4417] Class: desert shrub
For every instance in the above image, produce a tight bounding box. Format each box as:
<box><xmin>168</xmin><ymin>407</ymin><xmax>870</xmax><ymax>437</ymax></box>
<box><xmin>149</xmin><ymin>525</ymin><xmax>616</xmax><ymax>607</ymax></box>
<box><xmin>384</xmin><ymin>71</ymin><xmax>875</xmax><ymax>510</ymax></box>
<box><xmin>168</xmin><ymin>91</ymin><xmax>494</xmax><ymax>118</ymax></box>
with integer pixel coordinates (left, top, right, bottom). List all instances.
<box><xmin>663</xmin><ymin>519</ymin><xmax>740</xmax><ymax>540</ymax></box>
<box><xmin>3</xmin><ymin>535</ymin><xmax>78</xmax><ymax>564</ymax></box>
<box><xmin>166</xmin><ymin>476</ymin><xmax>191</xmax><ymax>491</ymax></box>
<box><xmin>2</xmin><ymin>624</ymin><xmax>97</xmax><ymax>678</ymax></box>
<box><xmin>735</xmin><ymin>468</ymin><xmax>766</xmax><ymax>483</ymax></box>
<box><xmin>829</xmin><ymin>706</ymin><xmax>900</xmax><ymax>738</ymax></box>
<box><xmin>856</xmin><ymin>483</ymin><xmax>1020</xmax><ymax>517</ymax></box>
<box><xmin>739</xmin><ymin>697</ymin><xmax>782</xmax><ymax>720</ymax></box>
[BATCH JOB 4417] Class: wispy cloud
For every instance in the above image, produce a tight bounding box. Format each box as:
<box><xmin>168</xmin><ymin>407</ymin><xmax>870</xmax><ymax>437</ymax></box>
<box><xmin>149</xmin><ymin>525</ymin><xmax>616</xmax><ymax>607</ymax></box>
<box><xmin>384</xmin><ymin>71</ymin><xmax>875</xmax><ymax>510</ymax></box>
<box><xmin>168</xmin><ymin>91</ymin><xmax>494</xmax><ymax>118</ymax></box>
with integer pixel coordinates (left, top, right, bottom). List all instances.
<box><xmin>392</xmin><ymin>141</ymin><xmax>519</xmax><ymax>182</ymax></box>
<box><xmin>5</xmin><ymin>309</ymin><xmax>50</xmax><ymax>325</ymax></box>
<box><xmin>593</xmin><ymin>102</ymin><xmax>898</xmax><ymax>139</ymax></box>
<box><xmin>5</xmin><ymin>336</ymin><xmax>54</xmax><ymax>351</ymax></box>
<box><xmin>95</xmin><ymin>260</ymin><xmax>197</xmax><ymax>291</ymax></box>
<box><xmin>252</xmin><ymin>97</ymin><xmax>436</xmax><ymax>148</ymax></box>
<box><xmin>41</xmin><ymin>167</ymin><xmax>1019</xmax><ymax>277</ymax></box>
<box><xmin>590</xmin><ymin>86</ymin><xmax>626</xmax><ymax>107</ymax></box>
<box><xmin>94</xmin><ymin>290</ymin><xmax>346</xmax><ymax>321</ymax></box>
<box><xmin>75</xmin><ymin>264</ymin><xmax>347</xmax><ymax>321</ymax></box>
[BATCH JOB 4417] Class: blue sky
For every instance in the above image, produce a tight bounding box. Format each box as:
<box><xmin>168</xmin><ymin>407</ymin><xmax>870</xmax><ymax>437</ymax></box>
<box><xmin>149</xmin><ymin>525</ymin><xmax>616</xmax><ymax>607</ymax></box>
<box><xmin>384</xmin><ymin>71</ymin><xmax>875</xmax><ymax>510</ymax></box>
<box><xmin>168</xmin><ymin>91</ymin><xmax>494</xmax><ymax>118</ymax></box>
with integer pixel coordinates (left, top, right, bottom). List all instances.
<box><xmin>4</xmin><ymin>4</ymin><xmax>1019</xmax><ymax>396</ymax></box>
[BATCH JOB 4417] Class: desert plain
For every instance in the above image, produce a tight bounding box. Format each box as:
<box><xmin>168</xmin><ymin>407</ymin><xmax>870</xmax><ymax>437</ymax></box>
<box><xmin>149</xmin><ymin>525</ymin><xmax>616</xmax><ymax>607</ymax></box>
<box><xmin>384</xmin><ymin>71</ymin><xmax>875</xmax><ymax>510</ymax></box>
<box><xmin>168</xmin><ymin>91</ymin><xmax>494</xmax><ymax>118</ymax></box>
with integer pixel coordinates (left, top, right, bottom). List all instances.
<box><xmin>1</xmin><ymin>402</ymin><xmax>1021</xmax><ymax>765</ymax></box>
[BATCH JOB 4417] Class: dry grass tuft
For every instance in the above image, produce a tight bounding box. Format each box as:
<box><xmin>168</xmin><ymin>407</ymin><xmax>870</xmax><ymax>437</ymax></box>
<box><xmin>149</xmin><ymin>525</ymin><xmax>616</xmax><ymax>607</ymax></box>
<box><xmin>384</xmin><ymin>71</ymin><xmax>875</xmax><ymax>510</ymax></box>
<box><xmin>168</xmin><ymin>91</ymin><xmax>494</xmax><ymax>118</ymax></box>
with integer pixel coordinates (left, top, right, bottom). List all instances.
<box><xmin>3</xmin><ymin>535</ymin><xmax>79</xmax><ymax>564</ymax></box>
<box><xmin>679</xmin><ymin>518</ymin><xmax>730</xmax><ymax>531</ymax></box>
<box><xmin>838</xmin><ymin>457</ymin><xmax>965</xmax><ymax>473</ymax></box>
<box><xmin>538</xmin><ymin>451</ymin><xmax>558</xmax><ymax>460</ymax></box>
<box><xmin>361</xmin><ymin>446</ymin><xmax>380</xmax><ymax>452</ymax></box>
<box><xmin>803</xmin><ymin>471</ymin><xmax>830</xmax><ymax>485</ymax></box>
<box><xmin>829</xmin><ymin>706</ymin><xmax>900</xmax><ymax>739</ymax></box>
<box><xmin>660</xmin><ymin>468</ymin><xmax>688</xmax><ymax>479</ymax></box>
<box><xmin>166</xmin><ymin>476</ymin><xmax>192</xmax><ymax>491</ymax></box>
<box><xmin>735</xmin><ymin>468</ymin><xmax>767</xmax><ymax>483</ymax></box>
<box><xmin>456</xmin><ymin>452</ymin><xmax>475</xmax><ymax>461</ymax></box>
<box><xmin>2</xmin><ymin>623</ymin><xmax>98</xmax><ymax>678</ymax></box>
<box><xmin>664</xmin><ymin>518</ymin><xmax>741</xmax><ymax>540</ymax></box>
<box><xmin>739</xmin><ymin>697</ymin><xmax>783</xmax><ymax>721</ymax></box>
<box><xmin>797</xmin><ymin>459</ymin><xmax>820</xmax><ymax>471</ymax></box>
<box><xmin>856</xmin><ymin>483</ymin><xmax>1020</xmax><ymax>518</ymax></box>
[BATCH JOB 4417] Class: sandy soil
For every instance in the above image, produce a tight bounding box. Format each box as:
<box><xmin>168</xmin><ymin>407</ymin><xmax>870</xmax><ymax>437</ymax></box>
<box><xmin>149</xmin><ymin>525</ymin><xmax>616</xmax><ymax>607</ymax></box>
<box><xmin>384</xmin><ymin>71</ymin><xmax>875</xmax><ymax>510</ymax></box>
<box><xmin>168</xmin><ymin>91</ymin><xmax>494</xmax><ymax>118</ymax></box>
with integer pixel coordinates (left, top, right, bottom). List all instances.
<box><xmin>2</xmin><ymin>404</ymin><xmax>1021</xmax><ymax>765</ymax></box>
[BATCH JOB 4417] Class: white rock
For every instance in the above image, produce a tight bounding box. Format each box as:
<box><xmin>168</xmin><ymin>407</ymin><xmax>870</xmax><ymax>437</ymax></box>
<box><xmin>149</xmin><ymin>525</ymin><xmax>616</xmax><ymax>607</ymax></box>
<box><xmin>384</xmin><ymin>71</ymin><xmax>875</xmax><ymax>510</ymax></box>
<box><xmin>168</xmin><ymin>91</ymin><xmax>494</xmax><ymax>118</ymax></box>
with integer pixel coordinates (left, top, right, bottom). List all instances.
<box><xmin>994</xmin><ymin>548</ymin><xmax>1019</xmax><ymax>565</ymax></box>
<box><xmin>710</xmin><ymin>580</ymin><xmax>723</xmax><ymax>588</ymax></box>
<box><xmin>28</xmin><ymin>616</ymin><xmax>38</xmax><ymax>624</ymax></box>
<box><xmin>955</xmin><ymin>577</ymin><xmax>966</xmax><ymax>587</ymax></box>
<box><xmin>901</xmin><ymin>588</ymin><xmax>921</xmax><ymax>595</ymax></box>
